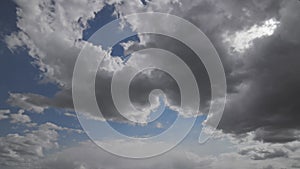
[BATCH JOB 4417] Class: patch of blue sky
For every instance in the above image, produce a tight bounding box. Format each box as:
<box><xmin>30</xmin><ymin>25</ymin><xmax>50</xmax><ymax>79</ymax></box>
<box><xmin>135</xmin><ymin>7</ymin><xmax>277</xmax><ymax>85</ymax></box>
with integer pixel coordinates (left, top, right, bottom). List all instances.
<box><xmin>83</xmin><ymin>5</ymin><xmax>117</xmax><ymax>41</ymax></box>
<box><xmin>140</xmin><ymin>0</ymin><xmax>148</xmax><ymax>5</ymax></box>
<box><xmin>83</xmin><ymin>4</ymin><xmax>140</xmax><ymax>60</ymax></box>
<box><xmin>29</xmin><ymin>108</ymin><xmax>81</xmax><ymax>129</ymax></box>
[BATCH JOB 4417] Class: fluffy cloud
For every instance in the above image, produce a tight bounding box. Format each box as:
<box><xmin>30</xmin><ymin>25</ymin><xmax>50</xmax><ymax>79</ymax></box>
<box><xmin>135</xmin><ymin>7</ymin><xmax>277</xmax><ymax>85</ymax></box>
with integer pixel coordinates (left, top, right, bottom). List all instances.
<box><xmin>0</xmin><ymin>109</ymin><xmax>36</xmax><ymax>127</ymax></box>
<box><xmin>10</xmin><ymin>109</ymin><xmax>31</xmax><ymax>124</ymax></box>
<box><xmin>0</xmin><ymin>123</ymin><xmax>59</xmax><ymax>168</ymax></box>
<box><xmin>0</xmin><ymin>121</ymin><xmax>83</xmax><ymax>168</ymax></box>
<box><xmin>5</xmin><ymin>0</ymin><xmax>105</xmax><ymax>87</ymax></box>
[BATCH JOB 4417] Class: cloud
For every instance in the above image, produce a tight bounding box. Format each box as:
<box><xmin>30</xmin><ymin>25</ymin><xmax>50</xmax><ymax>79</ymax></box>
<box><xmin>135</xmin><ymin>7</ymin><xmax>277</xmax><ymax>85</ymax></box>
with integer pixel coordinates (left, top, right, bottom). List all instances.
<box><xmin>5</xmin><ymin>0</ymin><xmax>181</xmax><ymax>123</ymax></box>
<box><xmin>36</xmin><ymin>141</ymin><xmax>215</xmax><ymax>169</ymax></box>
<box><xmin>64</xmin><ymin>112</ymin><xmax>77</xmax><ymax>118</ymax></box>
<box><xmin>0</xmin><ymin>123</ymin><xmax>59</xmax><ymax>168</ymax></box>
<box><xmin>7</xmin><ymin>93</ymin><xmax>46</xmax><ymax>113</ymax></box>
<box><xmin>218</xmin><ymin>1</ymin><xmax>300</xmax><ymax>142</ymax></box>
<box><xmin>32</xmin><ymin>137</ymin><xmax>300</xmax><ymax>169</ymax></box>
<box><xmin>0</xmin><ymin>121</ymin><xmax>83</xmax><ymax>168</ymax></box>
<box><xmin>223</xmin><ymin>18</ymin><xmax>280</xmax><ymax>53</ymax></box>
<box><xmin>5</xmin><ymin>0</ymin><xmax>300</xmax><ymax>143</ymax></box>
<box><xmin>5</xmin><ymin>0</ymin><xmax>105</xmax><ymax>86</ymax></box>
<box><xmin>3</xmin><ymin>0</ymin><xmax>300</xmax><ymax>168</ymax></box>
<box><xmin>113</xmin><ymin>0</ymin><xmax>300</xmax><ymax>143</ymax></box>
<box><xmin>114</xmin><ymin>0</ymin><xmax>300</xmax><ymax>143</ymax></box>
<box><xmin>239</xmin><ymin>147</ymin><xmax>288</xmax><ymax>160</ymax></box>
<box><xmin>10</xmin><ymin>109</ymin><xmax>31</xmax><ymax>124</ymax></box>
<box><xmin>0</xmin><ymin>109</ymin><xmax>10</xmax><ymax>120</ymax></box>
<box><xmin>0</xmin><ymin>109</ymin><xmax>36</xmax><ymax>127</ymax></box>
<box><xmin>156</xmin><ymin>122</ymin><xmax>164</xmax><ymax>129</ymax></box>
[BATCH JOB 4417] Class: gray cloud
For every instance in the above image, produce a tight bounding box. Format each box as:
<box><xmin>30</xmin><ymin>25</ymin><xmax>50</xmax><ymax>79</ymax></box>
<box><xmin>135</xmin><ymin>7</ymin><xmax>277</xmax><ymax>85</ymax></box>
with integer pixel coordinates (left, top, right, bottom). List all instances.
<box><xmin>239</xmin><ymin>147</ymin><xmax>288</xmax><ymax>160</ymax></box>
<box><xmin>114</xmin><ymin>0</ymin><xmax>300</xmax><ymax>143</ymax></box>
<box><xmin>0</xmin><ymin>123</ymin><xmax>60</xmax><ymax>168</ymax></box>
<box><xmin>218</xmin><ymin>0</ymin><xmax>300</xmax><ymax>142</ymax></box>
<box><xmin>0</xmin><ymin>122</ymin><xmax>83</xmax><ymax>168</ymax></box>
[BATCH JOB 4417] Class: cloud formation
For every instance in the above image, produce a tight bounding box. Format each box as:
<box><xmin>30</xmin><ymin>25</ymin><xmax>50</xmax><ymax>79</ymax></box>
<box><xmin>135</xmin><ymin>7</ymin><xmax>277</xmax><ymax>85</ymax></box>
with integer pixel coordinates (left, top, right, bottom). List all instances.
<box><xmin>112</xmin><ymin>0</ymin><xmax>300</xmax><ymax>143</ymax></box>
<box><xmin>4</xmin><ymin>0</ymin><xmax>300</xmax><ymax>159</ymax></box>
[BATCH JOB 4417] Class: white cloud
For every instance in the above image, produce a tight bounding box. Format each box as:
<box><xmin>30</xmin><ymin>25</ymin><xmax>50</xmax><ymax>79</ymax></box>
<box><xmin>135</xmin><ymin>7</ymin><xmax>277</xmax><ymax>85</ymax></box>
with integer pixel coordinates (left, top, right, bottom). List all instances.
<box><xmin>10</xmin><ymin>109</ymin><xmax>31</xmax><ymax>124</ymax></box>
<box><xmin>0</xmin><ymin>123</ymin><xmax>59</xmax><ymax>167</ymax></box>
<box><xmin>40</xmin><ymin>122</ymin><xmax>83</xmax><ymax>134</ymax></box>
<box><xmin>155</xmin><ymin>122</ymin><xmax>164</xmax><ymax>128</ymax></box>
<box><xmin>223</xmin><ymin>18</ymin><xmax>280</xmax><ymax>53</ymax></box>
<box><xmin>0</xmin><ymin>121</ymin><xmax>83</xmax><ymax>168</ymax></box>
<box><xmin>5</xmin><ymin>0</ymin><xmax>106</xmax><ymax>87</ymax></box>
<box><xmin>0</xmin><ymin>109</ymin><xmax>10</xmax><ymax>120</ymax></box>
<box><xmin>64</xmin><ymin>112</ymin><xmax>76</xmax><ymax>118</ymax></box>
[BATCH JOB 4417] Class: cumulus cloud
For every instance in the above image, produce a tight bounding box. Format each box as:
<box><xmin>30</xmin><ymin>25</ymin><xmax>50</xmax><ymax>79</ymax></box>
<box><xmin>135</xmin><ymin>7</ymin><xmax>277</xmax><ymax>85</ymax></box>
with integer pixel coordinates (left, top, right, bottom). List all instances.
<box><xmin>0</xmin><ymin>109</ymin><xmax>36</xmax><ymax>127</ymax></box>
<box><xmin>10</xmin><ymin>109</ymin><xmax>31</xmax><ymax>124</ymax></box>
<box><xmin>0</xmin><ymin>121</ymin><xmax>83</xmax><ymax>168</ymax></box>
<box><xmin>0</xmin><ymin>123</ymin><xmax>60</xmax><ymax>168</ymax></box>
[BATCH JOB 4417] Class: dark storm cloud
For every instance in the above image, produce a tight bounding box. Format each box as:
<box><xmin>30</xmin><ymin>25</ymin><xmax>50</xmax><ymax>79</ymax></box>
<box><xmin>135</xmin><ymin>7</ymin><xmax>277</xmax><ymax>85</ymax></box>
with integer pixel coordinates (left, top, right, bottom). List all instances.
<box><xmin>117</xmin><ymin>0</ymin><xmax>300</xmax><ymax>143</ymax></box>
<box><xmin>218</xmin><ymin>1</ymin><xmax>300</xmax><ymax>143</ymax></box>
<box><xmin>121</xmin><ymin>0</ymin><xmax>300</xmax><ymax>143</ymax></box>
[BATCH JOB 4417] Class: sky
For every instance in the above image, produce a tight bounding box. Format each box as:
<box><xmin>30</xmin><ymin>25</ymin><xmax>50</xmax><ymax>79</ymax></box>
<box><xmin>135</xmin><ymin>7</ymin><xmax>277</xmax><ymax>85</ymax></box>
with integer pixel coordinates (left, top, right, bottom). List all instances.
<box><xmin>0</xmin><ymin>0</ymin><xmax>300</xmax><ymax>168</ymax></box>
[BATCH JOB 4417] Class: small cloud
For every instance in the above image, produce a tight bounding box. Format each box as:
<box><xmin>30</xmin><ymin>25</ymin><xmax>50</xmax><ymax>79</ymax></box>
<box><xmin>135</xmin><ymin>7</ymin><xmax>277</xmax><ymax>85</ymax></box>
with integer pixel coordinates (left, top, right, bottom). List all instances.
<box><xmin>0</xmin><ymin>109</ymin><xmax>10</xmax><ymax>120</ymax></box>
<box><xmin>10</xmin><ymin>109</ymin><xmax>31</xmax><ymax>124</ymax></box>
<box><xmin>64</xmin><ymin>112</ymin><xmax>77</xmax><ymax>118</ymax></box>
<box><xmin>155</xmin><ymin>122</ymin><xmax>164</xmax><ymax>129</ymax></box>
